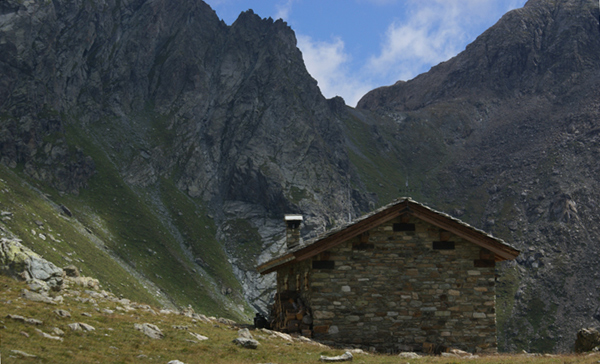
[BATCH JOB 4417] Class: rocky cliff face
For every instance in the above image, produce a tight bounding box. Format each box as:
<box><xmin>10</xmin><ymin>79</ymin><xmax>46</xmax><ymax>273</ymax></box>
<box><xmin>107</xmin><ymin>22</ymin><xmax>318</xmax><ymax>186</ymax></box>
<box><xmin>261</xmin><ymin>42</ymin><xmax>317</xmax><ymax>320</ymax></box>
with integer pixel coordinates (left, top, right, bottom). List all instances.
<box><xmin>358</xmin><ymin>0</ymin><xmax>600</xmax><ymax>352</ymax></box>
<box><xmin>0</xmin><ymin>0</ymin><xmax>372</xmax><ymax>320</ymax></box>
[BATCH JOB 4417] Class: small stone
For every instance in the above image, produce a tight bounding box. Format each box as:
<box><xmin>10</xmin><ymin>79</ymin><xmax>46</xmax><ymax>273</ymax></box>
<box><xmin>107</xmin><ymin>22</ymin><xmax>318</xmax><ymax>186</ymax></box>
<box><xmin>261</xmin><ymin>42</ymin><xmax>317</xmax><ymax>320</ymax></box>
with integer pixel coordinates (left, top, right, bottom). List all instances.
<box><xmin>261</xmin><ymin>328</ymin><xmax>293</xmax><ymax>341</ymax></box>
<box><xmin>25</xmin><ymin>318</ymin><xmax>44</xmax><ymax>325</ymax></box>
<box><xmin>319</xmin><ymin>351</ymin><xmax>353</xmax><ymax>362</ymax></box>
<box><xmin>54</xmin><ymin>309</ymin><xmax>71</xmax><ymax>318</ymax></box>
<box><xmin>35</xmin><ymin>328</ymin><xmax>63</xmax><ymax>341</ymax></box>
<box><xmin>189</xmin><ymin>332</ymin><xmax>209</xmax><ymax>341</ymax></box>
<box><xmin>68</xmin><ymin>322</ymin><xmax>95</xmax><ymax>331</ymax></box>
<box><xmin>314</xmin><ymin>310</ymin><xmax>335</xmax><ymax>319</ymax></box>
<box><xmin>6</xmin><ymin>314</ymin><xmax>25</xmax><ymax>322</ymax></box>
<box><xmin>398</xmin><ymin>352</ymin><xmax>420</xmax><ymax>358</ymax></box>
<box><xmin>11</xmin><ymin>350</ymin><xmax>37</xmax><ymax>358</ymax></box>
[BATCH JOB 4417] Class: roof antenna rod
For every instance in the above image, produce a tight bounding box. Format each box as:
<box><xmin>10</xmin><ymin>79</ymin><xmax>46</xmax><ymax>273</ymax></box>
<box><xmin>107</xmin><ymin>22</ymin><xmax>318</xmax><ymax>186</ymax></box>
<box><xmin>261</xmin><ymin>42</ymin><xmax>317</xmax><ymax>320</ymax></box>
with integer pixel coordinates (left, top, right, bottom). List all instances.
<box><xmin>347</xmin><ymin>175</ymin><xmax>352</xmax><ymax>223</ymax></box>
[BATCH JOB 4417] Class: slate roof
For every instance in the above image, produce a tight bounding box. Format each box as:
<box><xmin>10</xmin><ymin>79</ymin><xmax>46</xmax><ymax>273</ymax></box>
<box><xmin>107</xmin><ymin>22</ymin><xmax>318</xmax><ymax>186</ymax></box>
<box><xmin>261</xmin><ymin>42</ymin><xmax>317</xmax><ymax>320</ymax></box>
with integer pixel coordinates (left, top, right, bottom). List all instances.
<box><xmin>257</xmin><ymin>197</ymin><xmax>520</xmax><ymax>274</ymax></box>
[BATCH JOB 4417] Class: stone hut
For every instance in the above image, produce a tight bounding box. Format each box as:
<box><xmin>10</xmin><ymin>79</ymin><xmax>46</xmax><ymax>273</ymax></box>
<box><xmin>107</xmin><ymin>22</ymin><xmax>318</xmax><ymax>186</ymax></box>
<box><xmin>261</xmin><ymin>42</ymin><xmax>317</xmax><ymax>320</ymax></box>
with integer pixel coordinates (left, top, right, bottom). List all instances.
<box><xmin>257</xmin><ymin>198</ymin><xmax>520</xmax><ymax>353</ymax></box>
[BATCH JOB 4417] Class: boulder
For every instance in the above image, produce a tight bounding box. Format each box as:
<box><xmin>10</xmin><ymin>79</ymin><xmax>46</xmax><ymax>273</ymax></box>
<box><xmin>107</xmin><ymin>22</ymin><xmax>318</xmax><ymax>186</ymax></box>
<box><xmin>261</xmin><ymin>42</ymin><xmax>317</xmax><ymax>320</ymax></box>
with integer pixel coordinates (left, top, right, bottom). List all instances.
<box><xmin>63</xmin><ymin>265</ymin><xmax>80</xmax><ymax>277</ymax></box>
<box><xmin>574</xmin><ymin>327</ymin><xmax>600</xmax><ymax>353</ymax></box>
<box><xmin>21</xmin><ymin>289</ymin><xmax>57</xmax><ymax>304</ymax></box>
<box><xmin>232</xmin><ymin>337</ymin><xmax>259</xmax><ymax>349</ymax></box>
<box><xmin>0</xmin><ymin>238</ymin><xmax>63</xmax><ymax>289</ymax></box>
<box><xmin>237</xmin><ymin>328</ymin><xmax>254</xmax><ymax>340</ymax></box>
<box><xmin>134</xmin><ymin>323</ymin><xmax>164</xmax><ymax>339</ymax></box>
<box><xmin>27</xmin><ymin>278</ymin><xmax>50</xmax><ymax>292</ymax></box>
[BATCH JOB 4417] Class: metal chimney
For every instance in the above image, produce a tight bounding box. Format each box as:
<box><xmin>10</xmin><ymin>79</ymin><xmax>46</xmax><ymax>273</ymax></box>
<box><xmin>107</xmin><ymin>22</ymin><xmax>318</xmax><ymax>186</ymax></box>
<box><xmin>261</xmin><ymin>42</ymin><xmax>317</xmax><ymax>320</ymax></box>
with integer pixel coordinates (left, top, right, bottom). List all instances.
<box><xmin>284</xmin><ymin>214</ymin><xmax>303</xmax><ymax>251</ymax></box>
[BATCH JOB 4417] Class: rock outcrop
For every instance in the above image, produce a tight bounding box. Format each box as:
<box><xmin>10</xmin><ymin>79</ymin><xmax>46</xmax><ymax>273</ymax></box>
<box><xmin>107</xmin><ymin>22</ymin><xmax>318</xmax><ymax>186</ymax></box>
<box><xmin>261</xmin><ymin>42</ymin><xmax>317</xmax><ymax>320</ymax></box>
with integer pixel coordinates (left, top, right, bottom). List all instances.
<box><xmin>0</xmin><ymin>238</ymin><xmax>63</xmax><ymax>289</ymax></box>
<box><xmin>574</xmin><ymin>328</ymin><xmax>600</xmax><ymax>353</ymax></box>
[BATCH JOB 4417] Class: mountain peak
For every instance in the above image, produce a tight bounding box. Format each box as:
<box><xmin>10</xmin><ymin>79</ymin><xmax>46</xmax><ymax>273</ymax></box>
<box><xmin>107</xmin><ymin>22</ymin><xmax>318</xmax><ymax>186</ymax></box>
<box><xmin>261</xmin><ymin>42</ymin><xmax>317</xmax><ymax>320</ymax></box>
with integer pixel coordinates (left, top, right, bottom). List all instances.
<box><xmin>357</xmin><ymin>0</ymin><xmax>600</xmax><ymax>111</ymax></box>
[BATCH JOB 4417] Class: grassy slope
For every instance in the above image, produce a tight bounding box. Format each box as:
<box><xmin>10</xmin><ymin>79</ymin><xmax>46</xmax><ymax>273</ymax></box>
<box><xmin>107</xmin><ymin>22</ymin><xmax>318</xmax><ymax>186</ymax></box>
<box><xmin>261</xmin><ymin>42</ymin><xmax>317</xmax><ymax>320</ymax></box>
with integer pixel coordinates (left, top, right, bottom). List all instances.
<box><xmin>341</xmin><ymin>109</ymin><xmax>455</xmax><ymax>209</ymax></box>
<box><xmin>0</xmin><ymin>165</ymin><xmax>160</xmax><ymax>307</ymax></box>
<box><xmin>0</xmin><ymin>112</ymin><xmax>251</xmax><ymax>321</ymax></box>
<box><xmin>0</xmin><ymin>275</ymin><xmax>593</xmax><ymax>363</ymax></box>
<box><xmin>60</xmin><ymin>114</ymin><xmax>253</xmax><ymax>321</ymax></box>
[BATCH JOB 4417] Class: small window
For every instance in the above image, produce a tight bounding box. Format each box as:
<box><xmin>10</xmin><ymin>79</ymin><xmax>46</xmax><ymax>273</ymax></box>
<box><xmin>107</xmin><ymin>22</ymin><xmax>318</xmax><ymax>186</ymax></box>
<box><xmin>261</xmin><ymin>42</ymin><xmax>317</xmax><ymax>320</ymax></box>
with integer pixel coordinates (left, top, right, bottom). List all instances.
<box><xmin>312</xmin><ymin>261</ymin><xmax>335</xmax><ymax>269</ymax></box>
<box><xmin>432</xmin><ymin>241</ymin><xmax>455</xmax><ymax>250</ymax></box>
<box><xmin>394</xmin><ymin>223</ymin><xmax>415</xmax><ymax>232</ymax></box>
<box><xmin>352</xmin><ymin>242</ymin><xmax>374</xmax><ymax>250</ymax></box>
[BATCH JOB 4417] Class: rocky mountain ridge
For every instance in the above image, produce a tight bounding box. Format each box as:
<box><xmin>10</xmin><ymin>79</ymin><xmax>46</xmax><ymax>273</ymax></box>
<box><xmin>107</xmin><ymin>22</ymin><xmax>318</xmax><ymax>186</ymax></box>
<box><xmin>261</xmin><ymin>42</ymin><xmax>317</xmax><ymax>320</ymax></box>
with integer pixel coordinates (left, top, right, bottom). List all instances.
<box><xmin>1</xmin><ymin>0</ymin><xmax>599</xmax><ymax>353</ymax></box>
<box><xmin>358</xmin><ymin>0</ymin><xmax>600</xmax><ymax>352</ymax></box>
<box><xmin>0</xmin><ymin>0</ymin><xmax>372</xmax><ymax>322</ymax></box>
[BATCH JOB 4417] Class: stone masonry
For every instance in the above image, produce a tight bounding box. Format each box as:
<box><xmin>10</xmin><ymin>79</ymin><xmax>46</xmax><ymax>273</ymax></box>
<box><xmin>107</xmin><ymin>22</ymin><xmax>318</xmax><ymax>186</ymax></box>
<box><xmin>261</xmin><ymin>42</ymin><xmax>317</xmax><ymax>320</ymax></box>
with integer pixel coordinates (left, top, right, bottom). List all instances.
<box><xmin>274</xmin><ymin>215</ymin><xmax>497</xmax><ymax>353</ymax></box>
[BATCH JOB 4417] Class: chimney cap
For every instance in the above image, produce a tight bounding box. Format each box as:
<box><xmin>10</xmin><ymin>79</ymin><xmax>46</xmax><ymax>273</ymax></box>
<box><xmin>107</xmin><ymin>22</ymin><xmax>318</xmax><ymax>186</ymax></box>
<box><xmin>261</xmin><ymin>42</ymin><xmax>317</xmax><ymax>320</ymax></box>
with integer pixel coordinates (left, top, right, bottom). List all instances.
<box><xmin>284</xmin><ymin>214</ymin><xmax>303</xmax><ymax>221</ymax></box>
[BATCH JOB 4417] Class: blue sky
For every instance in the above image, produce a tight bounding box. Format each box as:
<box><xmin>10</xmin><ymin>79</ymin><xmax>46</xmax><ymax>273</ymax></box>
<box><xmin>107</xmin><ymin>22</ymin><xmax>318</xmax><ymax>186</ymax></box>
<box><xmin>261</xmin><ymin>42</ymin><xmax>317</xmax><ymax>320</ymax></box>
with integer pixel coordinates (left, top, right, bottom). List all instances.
<box><xmin>204</xmin><ymin>0</ymin><xmax>528</xmax><ymax>106</ymax></box>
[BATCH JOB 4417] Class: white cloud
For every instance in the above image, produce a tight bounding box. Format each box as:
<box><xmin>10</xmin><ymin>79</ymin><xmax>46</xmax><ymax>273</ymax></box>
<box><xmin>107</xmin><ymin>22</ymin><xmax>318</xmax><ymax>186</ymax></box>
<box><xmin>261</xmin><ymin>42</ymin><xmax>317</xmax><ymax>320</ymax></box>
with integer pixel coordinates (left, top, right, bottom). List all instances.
<box><xmin>366</xmin><ymin>0</ymin><xmax>514</xmax><ymax>82</ymax></box>
<box><xmin>275</xmin><ymin>0</ymin><xmax>295</xmax><ymax>20</ymax></box>
<box><xmin>297</xmin><ymin>35</ymin><xmax>374</xmax><ymax>107</ymax></box>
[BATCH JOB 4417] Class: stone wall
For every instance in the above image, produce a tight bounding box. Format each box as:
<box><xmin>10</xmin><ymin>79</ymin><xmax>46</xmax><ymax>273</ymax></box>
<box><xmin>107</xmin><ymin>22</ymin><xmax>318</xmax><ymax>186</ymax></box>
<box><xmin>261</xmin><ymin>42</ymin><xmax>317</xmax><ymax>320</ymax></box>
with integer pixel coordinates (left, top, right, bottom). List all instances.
<box><xmin>276</xmin><ymin>215</ymin><xmax>497</xmax><ymax>353</ymax></box>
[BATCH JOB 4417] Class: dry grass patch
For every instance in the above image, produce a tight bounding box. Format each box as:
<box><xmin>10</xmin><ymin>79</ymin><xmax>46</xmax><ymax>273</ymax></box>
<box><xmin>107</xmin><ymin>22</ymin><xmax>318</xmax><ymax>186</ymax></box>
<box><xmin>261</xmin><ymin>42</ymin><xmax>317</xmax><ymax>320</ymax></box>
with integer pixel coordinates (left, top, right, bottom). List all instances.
<box><xmin>0</xmin><ymin>275</ymin><xmax>597</xmax><ymax>363</ymax></box>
